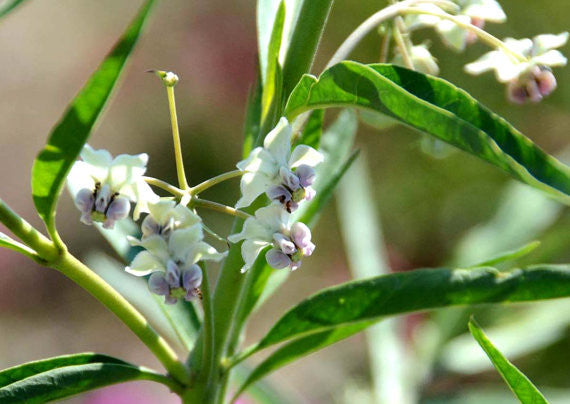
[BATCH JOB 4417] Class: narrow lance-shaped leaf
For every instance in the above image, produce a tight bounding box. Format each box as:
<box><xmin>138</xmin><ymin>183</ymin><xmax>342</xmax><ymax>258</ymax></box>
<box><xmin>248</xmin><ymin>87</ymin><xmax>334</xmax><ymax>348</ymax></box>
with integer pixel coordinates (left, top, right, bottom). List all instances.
<box><xmin>294</xmin><ymin>109</ymin><xmax>323</xmax><ymax>149</ymax></box>
<box><xmin>31</xmin><ymin>0</ymin><xmax>156</xmax><ymax>231</ymax></box>
<box><xmin>468</xmin><ymin>318</ymin><xmax>549</xmax><ymax>404</ymax></box>
<box><xmin>249</xmin><ymin>264</ymin><xmax>570</xmax><ymax>354</ymax></box>
<box><xmin>0</xmin><ymin>353</ymin><xmax>181</xmax><ymax>402</ymax></box>
<box><xmin>0</xmin><ymin>232</ymin><xmax>38</xmax><ymax>260</ymax></box>
<box><xmin>284</xmin><ymin>62</ymin><xmax>570</xmax><ymax>205</ymax></box>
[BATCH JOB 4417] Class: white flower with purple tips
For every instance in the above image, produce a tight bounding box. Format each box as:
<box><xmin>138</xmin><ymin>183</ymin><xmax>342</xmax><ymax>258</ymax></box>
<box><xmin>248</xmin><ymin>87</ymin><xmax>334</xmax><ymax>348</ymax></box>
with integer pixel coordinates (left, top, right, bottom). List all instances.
<box><xmin>67</xmin><ymin>145</ymin><xmax>158</xmax><ymax>229</ymax></box>
<box><xmin>465</xmin><ymin>32</ymin><xmax>568</xmax><ymax>103</ymax></box>
<box><xmin>228</xmin><ymin>204</ymin><xmax>315</xmax><ymax>273</ymax></box>
<box><xmin>141</xmin><ymin>199</ymin><xmax>201</xmax><ymax>239</ymax></box>
<box><xmin>126</xmin><ymin>225</ymin><xmax>225</xmax><ymax>303</ymax></box>
<box><xmin>236</xmin><ymin>117</ymin><xmax>323</xmax><ymax>212</ymax></box>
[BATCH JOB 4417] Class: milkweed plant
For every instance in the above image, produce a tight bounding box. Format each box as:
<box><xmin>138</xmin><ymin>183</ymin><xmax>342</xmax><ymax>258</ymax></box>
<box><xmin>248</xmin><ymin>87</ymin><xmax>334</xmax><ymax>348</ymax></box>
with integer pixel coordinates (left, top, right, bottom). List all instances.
<box><xmin>0</xmin><ymin>0</ymin><xmax>568</xmax><ymax>402</ymax></box>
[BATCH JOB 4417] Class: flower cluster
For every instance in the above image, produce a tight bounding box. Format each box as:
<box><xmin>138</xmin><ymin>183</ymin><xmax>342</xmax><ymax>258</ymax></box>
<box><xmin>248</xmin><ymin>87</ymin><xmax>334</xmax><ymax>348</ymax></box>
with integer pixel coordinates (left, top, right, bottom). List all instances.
<box><xmin>465</xmin><ymin>32</ymin><xmax>568</xmax><ymax>103</ymax></box>
<box><xmin>228</xmin><ymin>205</ymin><xmax>315</xmax><ymax>273</ymax></box>
<box><xmin>236</xmin><ymin>117</ymin><xmax>323</xmax><ymax>213</ymax></box>
<box><xmin>126</xmin><ymin>200</ymin><xmax>225</xmax><ymax>304</ymax></box>
<box><xmin>231</xmin><ymin>118</ymin><xmax>323</xmax><ymax>272</ymax></box>
<box><xmin>68</xmin><ymin>145</ymin><xmax>158</xmax><ymax>228</ymax></box>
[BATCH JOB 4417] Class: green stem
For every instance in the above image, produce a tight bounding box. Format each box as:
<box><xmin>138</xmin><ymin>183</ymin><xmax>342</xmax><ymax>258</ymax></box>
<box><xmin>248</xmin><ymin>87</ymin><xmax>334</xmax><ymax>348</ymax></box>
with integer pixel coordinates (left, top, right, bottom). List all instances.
<box><xmin>144</xmin><ymin>176</ymin><xmax>185</xmax><ymax>197</ymax></box>
<box><xmin>54</xmin><ymin>253</ymin><xmax>190</xmax><ymax>384</ymax></box>
<box><xmin>190</xmin><ymin>170</ymin><xmax>243</xmax><ymax>196</ymax></box>
<box><xmin>200</xmin><ymin>263</ymin><xmax>215</xmax><ymax>390</ymax></box>
<box><xmin>192</xmin><ymin>199</ymin><xmax>252</xmax><ymax>220</ymax></box>
<box><xmin>166</xmin><ymin>85</ymin><xmax>190</xmax><ymax>191</ymax></box>
<box><xmin>399</xmin><ymin>7</ymin><xmax>528</xmax><ymax>62</ymax></box>
<box><xmin>392</xmin><ymin>17</ymin><xmax>415</xmax><ymax>69</ymax></box>
<box><xmin>0</xmin><ymin>198</ymin><xmax>58</xmax><ymax>262</ymax></box>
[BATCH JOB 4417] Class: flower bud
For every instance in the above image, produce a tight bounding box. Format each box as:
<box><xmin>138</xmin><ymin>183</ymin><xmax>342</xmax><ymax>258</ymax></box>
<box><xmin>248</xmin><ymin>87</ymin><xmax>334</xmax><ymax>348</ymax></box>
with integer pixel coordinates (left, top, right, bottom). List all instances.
<box><xmin>266</xmin><ymin>248</ymin><xmax>292</xmax><ymax>269</ymax></box>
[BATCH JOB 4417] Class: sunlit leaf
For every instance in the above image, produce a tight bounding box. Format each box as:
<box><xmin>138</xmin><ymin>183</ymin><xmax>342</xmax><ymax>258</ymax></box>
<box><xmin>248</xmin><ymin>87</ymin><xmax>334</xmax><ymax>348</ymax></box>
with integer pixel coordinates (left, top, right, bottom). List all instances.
<box><xmin>31</xmin><ymin>0</ymin><xmax>156</xmax><ymax>232</ymax></box>
<box><xmin>0</xmin><ymin>0</ymin><xmax>28</xmax><ymax>19</ymax></box>
<box><xmin>468</xmin><ymin>318</ymin><xmax>549</xmax><ymax>404</ymax></box>
<box><xmin>295</xmin><ymin>109</ymin><xmax>323</xmax><ymax>149</ymax></box>
<box><xmin>284</xmin><ymin>62</ymin><xmax>570</xmax><ymax>205</ymax></box>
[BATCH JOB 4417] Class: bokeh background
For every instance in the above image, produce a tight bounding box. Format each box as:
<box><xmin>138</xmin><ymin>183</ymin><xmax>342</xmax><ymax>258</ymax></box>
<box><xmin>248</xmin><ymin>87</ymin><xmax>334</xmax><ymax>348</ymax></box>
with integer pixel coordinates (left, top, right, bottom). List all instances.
<box><xmin>0</xmin><ymin>0</ymin><xmax>569</xmax><ymax>402</ymax></box>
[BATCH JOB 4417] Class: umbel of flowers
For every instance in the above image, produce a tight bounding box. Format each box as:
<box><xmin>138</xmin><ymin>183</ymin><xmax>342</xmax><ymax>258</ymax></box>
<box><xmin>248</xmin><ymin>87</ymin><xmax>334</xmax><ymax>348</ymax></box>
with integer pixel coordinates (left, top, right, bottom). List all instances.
<box><xmin>67</xmin><ymin>115</ymin><xmax>323</xmax><ymax>303</ymax></box>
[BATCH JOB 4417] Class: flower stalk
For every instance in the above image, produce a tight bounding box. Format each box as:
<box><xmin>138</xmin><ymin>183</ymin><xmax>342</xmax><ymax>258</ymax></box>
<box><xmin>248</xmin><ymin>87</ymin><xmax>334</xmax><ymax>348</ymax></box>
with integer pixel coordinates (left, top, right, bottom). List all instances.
<box><xmin>164</xmin><ymin>77</ymin><xmax>190</xmax><ymax>191</ymax></box>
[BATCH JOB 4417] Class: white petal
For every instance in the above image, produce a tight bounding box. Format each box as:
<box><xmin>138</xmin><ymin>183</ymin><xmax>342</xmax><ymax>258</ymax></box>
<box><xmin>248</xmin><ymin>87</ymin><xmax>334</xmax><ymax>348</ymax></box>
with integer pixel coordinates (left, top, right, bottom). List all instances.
<box><xmin>125</xmin><ymin>250</ymin><xmax>165</xmax><ymax>276</ymax></box>
<box><xmin>436</xmin><ymin>17</ymin><xmax>470</xmax><ymax>52</ymax></box>
<box><xmin>80</xmin><ymin>144</ymin><xmax>113</xmax><ymax>168</ymax></box>
<box><xmin>187</xmin><ymin>241</ymin><xmax>227</xmax><ymax>264</ymax></box>
<box><xmin>255</xmin><ymin>204</ymin><xmax>289</xmax><ymax>233</ymax></box>
<box><xmin>240</xmin><ymin>239</ymin><xmax>270</xmax><ymax>272</ymax></box>
<box><xmin>462</xmin><ymin>0</ymin><xmax>506</xmax><ymax>23</ymax></box>
<box><xmin>130</xmin><ymin>235</ymin><xmax>169</xmax><ymax>260</ymax></box>
<box><xmin>503</xmin><ymin>37</ymin><xmax>533</xmax><ymax>56</ymax></box>
<box><xmin>236</xmin><ymin>172</ymin><xmax>273</xmax><ymax>208</ymax></box>
<box><xmin>236</xmin><ymin>147</ymin><xmax>278</xmax><ymax>176</ymax></box>
<box><xmin>172</xmin><ymin>204</ymin><xmax>201</xmax><ymax>228</ymax></box>
<box><xmin>228</xmin><ymin>215</ymin><xmax>274</xmax><ymax>244</ymax></box>
<box><xmin>464</xmin><ymin>51</ymin><xmax>500</xmax><ymax>75</ymax></box>
<box><xmin>533</xmin><ymin>50</ymin><xmax>567</xmax><ymax>67</ymax></box>
<box><xmin>132</xmin><ymin>181</ymin><xmax>160</xmax><ymax>220</ymax></box>
<box><xmin>67</xmin><ymin>161</ymin><xmax>96</xmax><ymax>197</ymax></box>
<box><xmin>404</xmin><ymin>4</ymin><xmax>445</xmax><ymax>30</ymax></box>
<box><xmin>108</xmin><ymin>153</ymin><xmax>148</xmax><ymax>190</ymax></box>
<box><xmin>263</xmin><ymin>117</ymin><xmax>293</xmax><ymax>166</ymax></box>
<box><xmin>533</xmin><ymin>32</ymin><xmax>569</xmax><ymax>55</ymax></box>
<box><xmin>288</xmin><ymin>145</ymin><xmax>324</xmax><ymax>169</ymax></box>
<box><xmin>168</xmin><ymin>224</ymin><xmax>204</xmax><ymax>260</ymax></box>
<box><xmin>148</xmin><ymin>199</ymin><xmax>177</xmax><ymax>224</ymax></box>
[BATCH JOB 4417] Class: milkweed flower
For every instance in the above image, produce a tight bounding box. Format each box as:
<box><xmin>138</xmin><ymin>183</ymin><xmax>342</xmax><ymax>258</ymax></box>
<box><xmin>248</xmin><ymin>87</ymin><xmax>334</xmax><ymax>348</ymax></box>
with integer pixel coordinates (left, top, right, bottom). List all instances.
<box><xmin>141</xmin><ymin>199</ymin><xmax>201</xmax><ymax>239</ymax></box>
<box><xmin>67</xmin><ymin>145</ymin><xmax>158</xmax><ymax>228</ymax></box>
<box><xmin>236</xmin><ymin>117</ymin><xmax>324</xmax><ymax>212</ymax></box>
<box><xmin>228</xmin><ymin>204</ymin><xmax>315</xmax><ymax>273</ymax></box>
<box><xmin>405</xmin><ymin>1</ymin><xmax>506</xmax><ymax>51</ymax></box>
<box><xmin>126</xmin><ymin>225</ymin><xmax>226</xmax><ymax>303</ymax></box>
<box><xmin>393</xmin><ymin>44</ymin><xmax>440</xmax><ymax>75</ymax></box>
<box><xmin>465</xmin><ymin>32</ymin><xmax>568</xmax><ymax>103</ymax></box>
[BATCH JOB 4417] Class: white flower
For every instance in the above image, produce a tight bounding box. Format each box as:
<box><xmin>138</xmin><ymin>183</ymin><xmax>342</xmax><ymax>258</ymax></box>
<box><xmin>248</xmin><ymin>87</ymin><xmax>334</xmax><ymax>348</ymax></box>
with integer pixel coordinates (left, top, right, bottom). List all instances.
<box><xmin>228</xmin><ymin>204</ymin><xmax>315</xmax><ymax>273</ymax></box>
<box><xmin>236</xmin><ymin>117</ymin><xmax>324</xmax><ymax>212</ymax></box>
<box><xmin>126</xmin><ymin>225</ymin><xmax>226</xmax><ymax>277</ymax></box>
<box><xmin>465</xmin><ymin>32</ymin><xmax>568</xmax><ymax>102</ymax></box>
<box><xmin>67</xmin><ymin>144</ymin><xmax>158</xmax><ymax>228</ymax></box>
<box><xmin>393</xmin><ymin>44</ymin><xmax>440</xmax><ymax>75</ymax></box>
<box><xmin>141</xmin><ymin>199</ymin><xmax>201</xmax><ymax>239</ymax></box>
<box><xmin>405</xmin><ymin>1</ymin><xmax>506</xmax><ymax>51</ymax></box>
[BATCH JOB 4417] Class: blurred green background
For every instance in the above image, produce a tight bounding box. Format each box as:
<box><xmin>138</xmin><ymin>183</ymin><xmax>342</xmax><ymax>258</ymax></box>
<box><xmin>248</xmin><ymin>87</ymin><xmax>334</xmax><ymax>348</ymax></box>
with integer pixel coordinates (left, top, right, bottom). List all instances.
<box><xmin>0</xmin><ymin>0</ymin><xmax>569</xmax><ymax>402</ymax></box>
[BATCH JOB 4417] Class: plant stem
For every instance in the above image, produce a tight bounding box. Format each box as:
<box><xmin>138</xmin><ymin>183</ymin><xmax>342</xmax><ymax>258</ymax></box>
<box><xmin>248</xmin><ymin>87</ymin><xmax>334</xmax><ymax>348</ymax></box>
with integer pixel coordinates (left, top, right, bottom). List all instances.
<box><xmin>54</xmin><ymin>252</ymin><xmax>190</xmax><ymax>384</ymax></box>
<box><xmin>399</xmin><ymin>7</ymin><xmax>528</xmax><ymax>62</ymax></box>
<box><xmin>200</xmin><ymin>263</ymin><xmax>215</xmax><ymax>389</ymax></box>
<box><xmin>392</xmin><ymin>17</ymin><xmax>415</xmax><ymax>69</ymax></box>
<box><xmin>0</xmin><ymin>198</ymin><xmax>58</xmax><ymax>262</ymax></box>
<box><xmin>192</xmin><ymin>199</ymin><xmax>252</xmax><ymax>220</ymax></box>
<box><xmin>190</xmin><ymin>170</ymin><xmax>243</xmax><ymax>196</ymax></box>
<box><xmin>326</xmin><ymin>0</ymin><xmax>444</xmax><ymax>68</ymax></box>
<box><xmin>379</xmin><ymin>26</ymin><xmax>392</xmax><ymax>63</ymax></box>
<box><xmin>143</xmin><ymin>176</ymin><xmax>185</xmax><ymax>197</ymax></box>
<box><xmin>166</xmin><ymin>85</ymin><xmax>190</xmax><ymax>191</ymax></box>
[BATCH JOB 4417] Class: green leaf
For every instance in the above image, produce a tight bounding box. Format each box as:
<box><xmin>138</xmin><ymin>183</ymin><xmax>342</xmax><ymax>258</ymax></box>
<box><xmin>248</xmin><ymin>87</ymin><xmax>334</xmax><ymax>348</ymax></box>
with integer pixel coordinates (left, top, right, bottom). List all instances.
<box><xmin>242</xmin><ymin>78</ymin><xmax>263</xmax><ymax>158</ymax></box>
<box><xmin>280</xmin><ymin>0</ymin><xmax>333</xmax><ymax>98</ymax></box>
<box><xmin>233</xmin><ymin>322</ymin><xmax>371</xmax><ymax>400</ymax></box>
<box><xmin>251</xmin><ymin>264</ymin><xmax>570</xmax><ymax>353</ymax></box>
<box><xmin>468</xmin><ymin>318</ymin><xmax>549</xmax><ymax>404</ymax></box>
<box><xmin>0</xmin><ymin>353</ymin><xmax>180</xmax><ymax>402</ymax></box>
<box><xmin>31</xmin><ymin>0</ymin><xmax>156</xmax><ymax>232</ymax></box>
<box><xmin>284</xmin><ymin>62</ymin><xmax>570</xmax><ymax>205</ymax></box>
<box><xmin>295</xmin><ymin>109</ymin><xmax>323</xmax><ymax>149</ymax></box>
<box><xmin>0</xmin><ymin>232</ymin><xmax>38</xmax><ymax>260</ymax></box>
<box><xmin>0</xmin><ymin>0</ymin><xmax>27</xmax><ymax>19</ymax></box>
<box><xmin>467</xmin><ymin>241</ymin><xmax>541</xmax><ymax>268</ymax></box>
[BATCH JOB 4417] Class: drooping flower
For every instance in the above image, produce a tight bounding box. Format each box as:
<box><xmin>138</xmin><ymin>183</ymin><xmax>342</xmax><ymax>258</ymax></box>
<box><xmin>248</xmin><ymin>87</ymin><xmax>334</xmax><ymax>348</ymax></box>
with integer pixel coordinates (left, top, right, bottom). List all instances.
<box><xmin>141</xmin><ymin>199</ymin><xmax>201</xmax><ymax>239</ymax></box>
<box><xmin>405</xmin><ymin>1</ymin><xmax>506</xmax><ymax>51</ymax></box>
<box><xmin>228</xmin><ymin>204</ymin><xmax>315</xmax><ymax>273</ymax></box>
<box><xmin>67</xmin><ymin>145</ymin><xmax>158</xmax><ymax>228</ymax></box>
<box><xmin>393</xmin><ymin>43</ymin><xmax>440</xmax><ymax>75</ymax></box>
<box><xmin>236</xmin><ymin>117</ymin><xmax>324</xmax><ymax>212</ymax></box>
<box><xmin>126</xmin><ymin>225</ymin><xmax>225</xmax><ymax>304</ymax></box>
<box><xmin>465</xmin><ymin>32</ymin><xmax>568</xmax><ymax>103</ymax></box>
